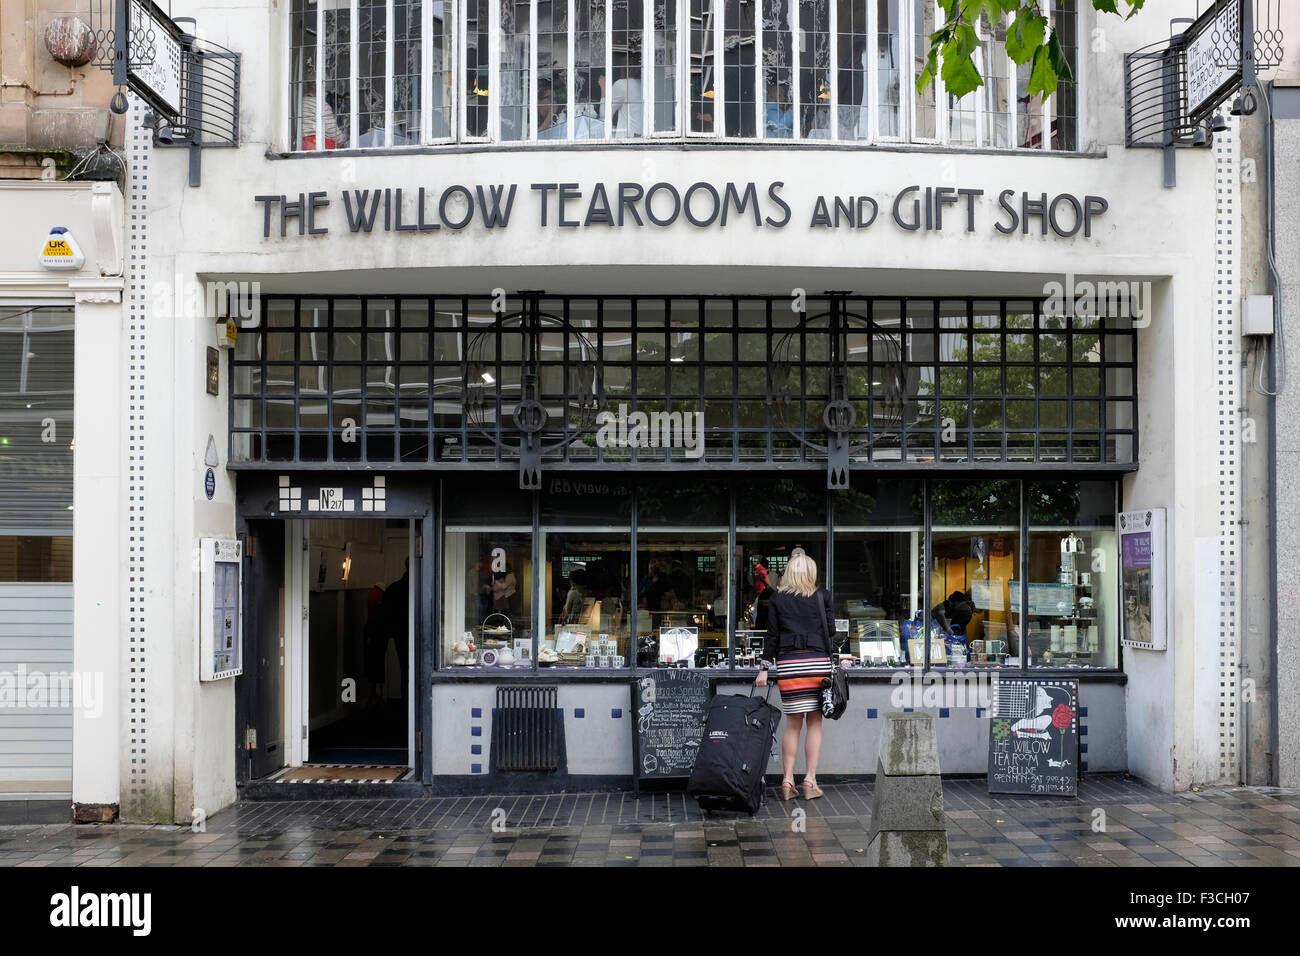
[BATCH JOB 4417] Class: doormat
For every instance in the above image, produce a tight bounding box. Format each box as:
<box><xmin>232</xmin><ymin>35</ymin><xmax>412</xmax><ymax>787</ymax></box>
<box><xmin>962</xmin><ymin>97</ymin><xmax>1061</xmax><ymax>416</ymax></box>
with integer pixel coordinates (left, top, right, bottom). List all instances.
<box><xmin>278</xmin><ymin>765</ymin><xmax>408</xmax><ymax>784</ymax></box>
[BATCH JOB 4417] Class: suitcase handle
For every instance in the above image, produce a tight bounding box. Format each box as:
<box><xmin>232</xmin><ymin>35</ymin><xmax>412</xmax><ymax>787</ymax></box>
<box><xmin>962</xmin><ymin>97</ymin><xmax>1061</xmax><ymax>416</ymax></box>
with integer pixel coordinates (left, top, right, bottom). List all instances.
<box><xmin>749</xmin><ymin>679</ymin><xmax>774</xmax><ymax>703</ymax></box>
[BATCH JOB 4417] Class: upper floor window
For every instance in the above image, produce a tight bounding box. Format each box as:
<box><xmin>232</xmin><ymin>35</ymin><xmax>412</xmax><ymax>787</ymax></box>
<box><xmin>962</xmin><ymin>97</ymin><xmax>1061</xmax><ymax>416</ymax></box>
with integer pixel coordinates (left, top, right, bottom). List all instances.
<box><xmin>288</xmin><ymin>0</ymin><xmax>1078</xmax><ymax>151</ymax></box>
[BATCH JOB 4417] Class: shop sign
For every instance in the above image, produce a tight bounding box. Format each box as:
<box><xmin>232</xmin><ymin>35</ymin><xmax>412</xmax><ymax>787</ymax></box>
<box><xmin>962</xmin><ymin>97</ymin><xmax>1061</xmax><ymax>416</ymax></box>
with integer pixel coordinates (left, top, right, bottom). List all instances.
<box><xmin>1185</xmin><ymin>0</ymin><xmax>1242</xmax><ymax>123</ymax></box>
<box><xmin>632</xmin><ymin>668</ymin><xmax>714</xmax><ymax>789</ymax></box>
<box><xmin>988</xmin><ymin>679</ymin><xmax>1079</xmax><ymax>796</ymax></box>
<box><xmin>254</xmin><ymin>182</ymin><xmax>1111</xmax><ymax>241</ymax></box>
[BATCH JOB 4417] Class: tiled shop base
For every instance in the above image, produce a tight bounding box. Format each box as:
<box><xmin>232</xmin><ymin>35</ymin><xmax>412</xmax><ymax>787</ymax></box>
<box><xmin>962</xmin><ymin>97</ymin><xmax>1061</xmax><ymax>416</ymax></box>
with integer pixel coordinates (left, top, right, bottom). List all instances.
<box><xmin>1</xmin><ymin>779</ymin><xmax>1297</xmax><ymax>867</ymax></box>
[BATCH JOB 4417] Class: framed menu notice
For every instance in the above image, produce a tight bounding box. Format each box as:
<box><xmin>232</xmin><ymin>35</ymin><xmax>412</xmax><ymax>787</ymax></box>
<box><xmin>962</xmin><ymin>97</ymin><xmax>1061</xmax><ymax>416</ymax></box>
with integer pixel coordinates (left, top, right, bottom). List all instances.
<box><xmin>1119</xmin><ymin>508</ymin><xmax>1166</xmax><ymax>650</ymax></box>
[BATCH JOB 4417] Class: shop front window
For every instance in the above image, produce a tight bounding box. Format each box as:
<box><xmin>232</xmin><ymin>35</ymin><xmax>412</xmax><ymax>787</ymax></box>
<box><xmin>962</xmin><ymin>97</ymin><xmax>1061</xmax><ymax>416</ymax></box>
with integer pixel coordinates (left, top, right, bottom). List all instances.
<box><xmin>539</xmin><ymin>477</ymin><xmax>633</xmax><ymax>667</ymax></box>
<box><xmin>1023</xmin><ymin>479</ymin><xmax>1118</xmax><ymax>668</ymax></box>
<box><xmin>735</xmin><ymin>476</ymin><xmax>827</xmax><ymax>668</ymax></box>
<box><xmin>832</xmin><ymin>479</ymin><xmax>923</xmax><ymax>666</ymax></box>
<box><xmin>440</xmin><ymin>477</ymin><xmax>534</xmax><ymax>669</ymax></box>
<box><xmin>636</xmin><ymin>477</ymin><xmax>728</xmax><ymax>667</ymax></box>
<box><xmin>929</xmin><ymin>479</ymin><xmax>1020</xmax><ymax>666</ymax></box>
<box><xmin>543</xmin><ymin>532</ymin><xmax>631</xmax><ymax>667</ymax></box>
<box><xmin>443</xmin><ymin>529</ymin><xmax>533</xmax><ymax>668</ymax></box>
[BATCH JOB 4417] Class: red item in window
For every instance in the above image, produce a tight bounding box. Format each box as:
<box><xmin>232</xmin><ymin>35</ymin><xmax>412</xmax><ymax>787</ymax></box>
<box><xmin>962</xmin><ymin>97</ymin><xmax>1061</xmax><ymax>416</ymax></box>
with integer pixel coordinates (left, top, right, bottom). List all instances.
<box><xmin>301</xmin><ymin>136</ymin><xmax>337</xmax><ymax>150</ymax></box>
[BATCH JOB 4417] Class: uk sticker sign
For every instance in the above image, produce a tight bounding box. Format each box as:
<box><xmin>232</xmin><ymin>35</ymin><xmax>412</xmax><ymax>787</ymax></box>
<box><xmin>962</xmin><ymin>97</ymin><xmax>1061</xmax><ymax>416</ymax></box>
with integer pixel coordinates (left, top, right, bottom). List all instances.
<box><xmin>39</xmin><ymin>227</ymin><xmax>86</xmax><ymax>270</ymax></box>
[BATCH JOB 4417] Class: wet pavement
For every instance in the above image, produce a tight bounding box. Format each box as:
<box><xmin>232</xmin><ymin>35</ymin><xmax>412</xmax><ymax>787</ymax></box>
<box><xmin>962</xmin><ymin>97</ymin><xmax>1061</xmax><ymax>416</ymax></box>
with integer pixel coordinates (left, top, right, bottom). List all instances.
<box><xmin>1</xmin><ymin>777</ymin><xmax>1298</xmax><ymax>867</ymax></box>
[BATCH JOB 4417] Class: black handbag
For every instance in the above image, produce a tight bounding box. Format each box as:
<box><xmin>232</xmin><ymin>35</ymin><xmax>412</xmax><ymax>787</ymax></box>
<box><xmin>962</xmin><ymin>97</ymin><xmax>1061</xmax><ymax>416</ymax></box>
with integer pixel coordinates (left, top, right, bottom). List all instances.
<box><xmin>818</xmin><ymin>590</ymin><xmax>849</xmax><ymax>719</ymax></box>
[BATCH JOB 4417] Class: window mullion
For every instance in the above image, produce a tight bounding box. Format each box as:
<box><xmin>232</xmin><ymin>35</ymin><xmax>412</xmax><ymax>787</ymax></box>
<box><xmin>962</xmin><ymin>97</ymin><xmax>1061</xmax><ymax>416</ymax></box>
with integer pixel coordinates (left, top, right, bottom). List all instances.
<box><xmin>385</xmin><ymin>0</ymin><xmax>395</xmax><ymax>146</ymax></box>
<box><xmin>315</xmin><ymin>4</ymin><xmax>324</xmax><ymax>150</ymax></box>
<box><xmin>934</xmin><ymin>0</ymin><xmax>947</xmax><ymax>145</ymax></box>
<box><xmin>645</xmin><ymin>0</ymin><xmax>655</xmax><ymax>136</ymax></box>
<box><xmin>867</xmin><ymin>0</ymin><xmax>878</xmax><ymax>141</ymax></box>
<box><xmin>902</xmin><ymin>0</ymin><xmax>911</xmax><ymax>141</ymax></box>
<box><xmin>792</xmin><ymin>1</ymin><xmax>801</xmax><ymax>141</ymax></box>
<box><xmin>713</xmin><ymin>0</ymin><xmax>723</xmax><ymax>139</ymax></box>
<box><xmin>605</xmin><ymin>0</ymin><xmax>614</xmax><ymax>139</ymax></box>
<box><xmin>679</xmin><ymin>0</ymin><xmax>688</xmax><ymax>136</ymax></box>
<box><xmin>529</xmin><ymin>0</ymin><xmax>538</xmax><ymax>141</ymax></box>
<box><xmin>829</xmin><ymin>0</ymin><xmax>838</xmax><ymax>139</ymax></box>
<box><xmin>349</xmin><ymin>0</ymin><xmax>358</xmax><ymax>147</ymax></box>
<box><xmin>489</xmin><ymin>0</ymin><xmax>501</xmax><ymax>140</ymax></box>
<box><xmin>753</xmin><ymin>0</ymin><xmax>761</xmax><ymax>140</ymax></box>
<box><xmin>1043</xmin><ymin>0</ymin><xmax>1054</xmax><ymax>151</ymax></box>
<box><xmin>567</xmin><ymin>0</ymin><xmax>576</xmax><ymax>141</ymax></box>
<box><xmin>420</xmin><ymin>0</ymin><xmax>433</xmax><ymax>142</ymax></box>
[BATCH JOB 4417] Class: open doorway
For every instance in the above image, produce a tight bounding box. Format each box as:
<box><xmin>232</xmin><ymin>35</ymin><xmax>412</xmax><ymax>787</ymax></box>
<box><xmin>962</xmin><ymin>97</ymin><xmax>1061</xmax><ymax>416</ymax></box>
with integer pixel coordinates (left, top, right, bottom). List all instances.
<box><xmin>301</xmin><ymin>518</ymin><xmax>413</xmax><ymax>767</ymax></box>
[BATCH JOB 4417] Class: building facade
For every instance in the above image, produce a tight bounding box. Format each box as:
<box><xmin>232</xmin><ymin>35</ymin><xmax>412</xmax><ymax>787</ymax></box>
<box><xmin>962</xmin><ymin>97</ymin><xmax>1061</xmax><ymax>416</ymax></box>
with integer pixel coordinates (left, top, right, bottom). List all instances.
<box><xmin>0</xmin><ymin>2</ymin><xmax>124</xmax><ymax>821</ymax></box>
<box><xmin>66</xmin><ymin>0</ymin><xmax>1282</xmax><ymax>822</ymax></box>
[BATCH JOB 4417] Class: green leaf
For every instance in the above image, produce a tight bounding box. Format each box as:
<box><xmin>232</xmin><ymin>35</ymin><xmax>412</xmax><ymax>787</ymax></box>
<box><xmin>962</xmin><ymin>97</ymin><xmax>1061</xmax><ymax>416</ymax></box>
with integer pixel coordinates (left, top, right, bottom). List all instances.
<box><xmin>1047</xmin><ymin>30</ymin><xmax>1074</xmax><ymax>85</ymax></box>
<box><xmin>1026</xmin><ymin>44</ymin><xmax>1057</xmax><ymax>99</ymax></box>
<box><xmin>1007</xmin><ymin>9</ymin><xmax>1047</xmax><ymax>65</ymax></box>
<box><xmin>950</xmin><ymin>21</ymin><xmax>980</xmax><ymax>60</ymax></box>
<box><xmin>1092</xmin><ymin>0</ymin><xmax>1120</xmax><ymax>14</ymax></box>
<box><xmin>941</xmin><ymin>51</ymin><xmax>985</xmax><ymax>100</ymax></box>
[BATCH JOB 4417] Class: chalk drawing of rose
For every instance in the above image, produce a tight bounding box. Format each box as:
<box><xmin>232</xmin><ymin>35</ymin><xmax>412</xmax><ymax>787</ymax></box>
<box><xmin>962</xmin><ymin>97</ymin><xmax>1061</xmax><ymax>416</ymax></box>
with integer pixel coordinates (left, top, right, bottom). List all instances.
<box><xmin>1051</xmin><ymin>703</ymin><xmax>1075</xmax><ymax>761</ymax></box>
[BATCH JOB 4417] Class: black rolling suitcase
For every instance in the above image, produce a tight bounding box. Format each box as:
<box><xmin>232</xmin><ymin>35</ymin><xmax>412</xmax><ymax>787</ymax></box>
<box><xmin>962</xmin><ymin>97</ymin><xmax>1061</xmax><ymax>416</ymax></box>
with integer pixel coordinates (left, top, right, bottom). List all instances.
<box><xmin>687</xmin><ymin>683</ymin><xmax>783</xmax><ymax>814</ymax></box>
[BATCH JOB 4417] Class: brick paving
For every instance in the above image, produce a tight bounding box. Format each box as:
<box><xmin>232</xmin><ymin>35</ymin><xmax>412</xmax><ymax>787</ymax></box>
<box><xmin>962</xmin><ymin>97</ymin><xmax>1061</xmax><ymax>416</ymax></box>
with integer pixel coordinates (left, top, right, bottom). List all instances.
<box><xmin>1</xmin><ymin>777</ymin><xmax>1297</xmax><ymax>867</ymax></box>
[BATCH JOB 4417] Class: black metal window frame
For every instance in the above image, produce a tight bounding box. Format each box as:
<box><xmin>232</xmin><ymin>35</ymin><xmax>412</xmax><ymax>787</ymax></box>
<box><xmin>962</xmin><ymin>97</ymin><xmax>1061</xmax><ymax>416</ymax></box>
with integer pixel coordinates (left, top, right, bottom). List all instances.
<box><xmin>229</xmin><ymin>293</ymin><xmax>1138</xmax><ymax>473</ymax></box>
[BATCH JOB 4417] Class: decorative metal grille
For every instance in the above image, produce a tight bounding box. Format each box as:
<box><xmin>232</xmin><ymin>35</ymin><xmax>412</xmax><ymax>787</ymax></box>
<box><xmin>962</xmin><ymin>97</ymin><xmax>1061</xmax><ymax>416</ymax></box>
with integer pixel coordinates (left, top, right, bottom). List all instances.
<box><xmin>230</xmin><ymin>295</ymin><xmax>1138</xmax><ymax>476</ymax></box>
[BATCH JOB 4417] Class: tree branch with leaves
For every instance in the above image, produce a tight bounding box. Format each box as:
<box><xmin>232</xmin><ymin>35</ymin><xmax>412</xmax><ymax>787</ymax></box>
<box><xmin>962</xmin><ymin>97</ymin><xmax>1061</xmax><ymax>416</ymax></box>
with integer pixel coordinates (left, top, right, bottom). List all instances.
<box><xmin>918</xmin><ymin>1</ymin><xmax>1147</xmax><ymax>101</ymax></box>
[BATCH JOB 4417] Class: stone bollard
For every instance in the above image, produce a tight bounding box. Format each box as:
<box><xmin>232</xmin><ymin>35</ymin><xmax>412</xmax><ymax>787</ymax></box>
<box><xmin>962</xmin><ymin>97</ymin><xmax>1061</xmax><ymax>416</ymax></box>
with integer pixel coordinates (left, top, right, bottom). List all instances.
<box><xmin>865</xmin><ymin>712</ymin><xmax>949</xmax><ymax>866</ymax></box>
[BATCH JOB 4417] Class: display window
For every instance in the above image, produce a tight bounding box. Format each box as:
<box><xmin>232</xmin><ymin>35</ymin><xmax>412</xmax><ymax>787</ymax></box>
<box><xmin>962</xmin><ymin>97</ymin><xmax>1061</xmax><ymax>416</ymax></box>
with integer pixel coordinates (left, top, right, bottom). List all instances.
<box><xmin>929</xmin><ymin>479</ymin><xmax>1021</xmax><ymax>666</ymax></box>
<box><xmin>1025</xmin><ymin>480</ymin><xmax>1119</xmax><ymax>668</ymax></box>
<box><xmin>543</xmin><ymin>530</ymin><xmax>631</xmax><ymax>668</ymax></box>
<box><xmin>442</xmin><ymin>528</ymin><xmax>533</xmax><ymax>669</ymax></box>
<box><xmin>831</xmin><ymin>480</ymin><xmax>925</xmax><ymax>666</ymax></box>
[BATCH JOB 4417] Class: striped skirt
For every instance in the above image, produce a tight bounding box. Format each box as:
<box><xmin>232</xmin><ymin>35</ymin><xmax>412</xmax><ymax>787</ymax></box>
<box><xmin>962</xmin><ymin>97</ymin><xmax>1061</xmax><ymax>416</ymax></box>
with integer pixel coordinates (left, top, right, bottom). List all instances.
<box><xmin>774</xmin><ymin>650</ymin><xmax>832</xmax><ymax>716</ymax></box>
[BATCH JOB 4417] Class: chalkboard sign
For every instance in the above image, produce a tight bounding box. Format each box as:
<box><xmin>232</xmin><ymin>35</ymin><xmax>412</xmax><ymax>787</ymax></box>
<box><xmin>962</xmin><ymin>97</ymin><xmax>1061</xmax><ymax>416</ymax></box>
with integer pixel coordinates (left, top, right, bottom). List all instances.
<box><xmin>988</xmin><ymin>678</ymin><xmax>1079</xmax><ymax>796</ymax></box>
<box><xmin>632</xmin><ymin>669</ymin><xmax>714</xmax><ymax>790</ymax></box>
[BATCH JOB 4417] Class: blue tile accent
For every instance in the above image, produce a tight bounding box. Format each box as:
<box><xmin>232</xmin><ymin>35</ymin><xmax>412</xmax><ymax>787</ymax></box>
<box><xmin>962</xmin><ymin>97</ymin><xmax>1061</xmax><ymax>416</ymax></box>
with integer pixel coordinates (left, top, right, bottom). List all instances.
<box><xmin>1080</xmin><ymin>743</ymin><xmax>1088</xmax><ymax>753</ymax></box>
<box><xmin>976</xmin><ymin>708</ymin><xmax>986</xmax><ymax>718</ymax></box>
<box><xmin>939</xmin><ymin>708</ymin><xmax>950</xmax><ymax>718</ymax></box>
<box><xmin>1079</xmin><ymin>706</ymin><xmax>1088</xmax><ymax>717</ymax></box>
<box><xmin>472</xmin><ymin>707</ymin><xmax>482</xmax><ymax>719</ymax></box>
<box><xmin>471</xmin><ymin>744</ymin><xmax>481</xmax><ymax>755</ymax></box>
<box><xmin>611</xmin><ymin>708</ymin><xmax>623</xmax><ymax>719</ymax></box>
<box><xmin>575</xmin><ymin>708</ymin><xmax>585</xmax><ymax>718</ymax></box>
<box><xmin>1080</xmin><ymin>724</ymin><xmax>1088</xmax><ymax>736</ymax></box>
<box><xmin>471</xmin><ymin>726</ymin><xmax>482</xmax><ymax>737</ymax></box>
<box><xmin>867</xmin><ymin>708</ymin><xmax>878</xmax><ymax>719</ymax></box>
<box><xmin>471</xmin><ymin>763</ymin><xmax>482</xmax><ymax>774</ymax></box>
<box><xmin>903</xmin><ymin>708</ymin><xmax>914</xmax><ymax>713</ymax></box>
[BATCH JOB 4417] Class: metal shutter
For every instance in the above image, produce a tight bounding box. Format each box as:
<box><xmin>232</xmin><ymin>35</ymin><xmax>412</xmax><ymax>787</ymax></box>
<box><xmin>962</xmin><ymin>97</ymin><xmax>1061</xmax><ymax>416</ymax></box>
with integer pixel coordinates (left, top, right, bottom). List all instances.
<box><xmin>0</xmin><ymin>584</ymin><xmax>73</xmax><ymax>793</ymax></box>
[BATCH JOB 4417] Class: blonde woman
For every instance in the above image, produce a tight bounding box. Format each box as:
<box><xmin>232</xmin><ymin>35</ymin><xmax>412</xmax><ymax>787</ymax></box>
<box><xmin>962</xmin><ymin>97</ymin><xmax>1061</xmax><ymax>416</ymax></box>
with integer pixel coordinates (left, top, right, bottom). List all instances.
<box><xmin>755</xmin><ymin>553</ymin><xmax>835</xmax><ymax>800</ymax></box>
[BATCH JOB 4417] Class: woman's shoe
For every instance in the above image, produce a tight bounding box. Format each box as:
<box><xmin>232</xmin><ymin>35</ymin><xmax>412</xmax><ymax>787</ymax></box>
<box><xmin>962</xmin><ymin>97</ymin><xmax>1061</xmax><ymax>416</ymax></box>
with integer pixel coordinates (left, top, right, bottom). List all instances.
<box><xmin>779</xmin><ymin>780</ymin><xmax>800</xmax><ymax>801</ymax></box>
<box><xmin>801</xmin><ymin>780</ymin><xmax>824</xmax><ymax>799</ymax></box>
